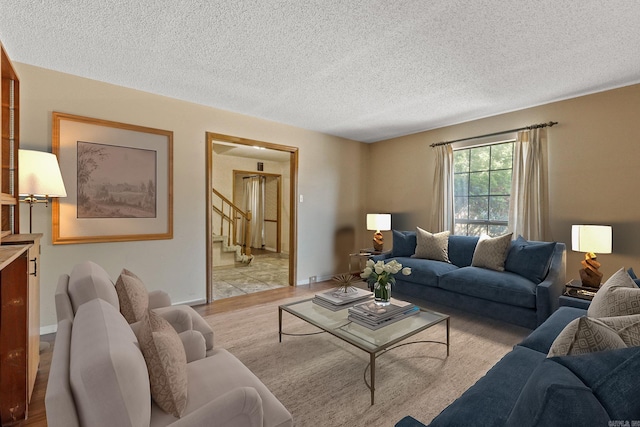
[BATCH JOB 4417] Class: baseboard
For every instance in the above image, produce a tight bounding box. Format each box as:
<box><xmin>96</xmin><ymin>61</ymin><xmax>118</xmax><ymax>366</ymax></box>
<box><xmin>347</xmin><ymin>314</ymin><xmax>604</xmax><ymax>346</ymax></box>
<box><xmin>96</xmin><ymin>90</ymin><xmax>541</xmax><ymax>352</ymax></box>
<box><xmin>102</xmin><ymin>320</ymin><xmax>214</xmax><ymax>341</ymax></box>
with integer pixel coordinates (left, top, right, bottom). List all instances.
<box><xmin>172</xmin><ymin>298</ymin><xmax>207</xmax><ymax>306</ymax></box>
<box><xmin>41</xmin><ymin>324</ymin><xmax>57</xmax><ymax>335</ymax></box>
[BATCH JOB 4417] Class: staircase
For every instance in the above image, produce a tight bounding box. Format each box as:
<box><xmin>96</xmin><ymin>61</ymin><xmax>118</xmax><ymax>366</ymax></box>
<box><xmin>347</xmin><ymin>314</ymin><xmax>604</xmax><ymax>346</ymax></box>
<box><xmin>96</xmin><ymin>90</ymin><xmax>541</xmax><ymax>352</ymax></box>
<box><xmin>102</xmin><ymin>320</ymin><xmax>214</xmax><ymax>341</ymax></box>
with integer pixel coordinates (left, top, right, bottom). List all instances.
<box><xmin>211</xmin><ymin>188</ymin><xmax>253</xmax><ymax>267</ymax></box>
<box><xmin>212</xmin><ymin>234</ymin><xmax>253</xmax><ymax>267</ymax></box>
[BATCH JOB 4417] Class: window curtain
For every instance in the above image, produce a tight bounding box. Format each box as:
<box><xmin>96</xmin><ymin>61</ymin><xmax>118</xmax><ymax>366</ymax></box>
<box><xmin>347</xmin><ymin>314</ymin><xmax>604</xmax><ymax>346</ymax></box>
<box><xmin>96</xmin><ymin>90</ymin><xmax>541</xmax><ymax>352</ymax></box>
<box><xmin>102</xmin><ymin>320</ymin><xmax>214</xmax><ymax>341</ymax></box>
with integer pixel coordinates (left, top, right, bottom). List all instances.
<box><xmin>430</xmin><ymin>144</ymin><xmax>455</xmax><ymax>233</ymax></box>
<box><xmin>243</xmin><ymin>176</ymin><xmax>266</xmax><ymax>248</ymax></box>
<box><xmin>508</xmin><ymin>128</ymin><xmax>549</xmax><ymax>241</ymax></box>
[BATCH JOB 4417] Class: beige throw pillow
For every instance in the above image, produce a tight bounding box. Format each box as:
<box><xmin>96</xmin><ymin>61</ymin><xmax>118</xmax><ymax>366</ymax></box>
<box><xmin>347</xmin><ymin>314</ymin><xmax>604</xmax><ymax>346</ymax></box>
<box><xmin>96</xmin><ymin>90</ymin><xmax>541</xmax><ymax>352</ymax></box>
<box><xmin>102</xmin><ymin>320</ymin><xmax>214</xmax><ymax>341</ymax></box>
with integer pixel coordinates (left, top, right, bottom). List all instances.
<box><xmin>548</xmin><ymin>316</ymin><xmax>626</xmax><ymax>358</ymax></box>
<box><xmin>414</xmin><ymin>228</ymin><xmax>450</xmax><ymax>262</ymax></box>
<box><xmin>588</xmin><ymin>268</ymin><xmax>640</xmax><ymax>318</ymax></box>
<box><xmin>598</xmin><ymin>314</ymin><xmax>640</xmax><ymax>347</ymax></box>
<box><xmin>471</xmin><ymin>233</ymin><xmax>513</xmax><ymax>271</ymax></box>
<box><xmin>136</xmin><ymin>310</ymin><xmax>188</xmax><ymax>417</ymax></box>
<box><xmin>115</xmin><ymin>270</ymin><xmax>149</xmax><ymax>324</ymax></box>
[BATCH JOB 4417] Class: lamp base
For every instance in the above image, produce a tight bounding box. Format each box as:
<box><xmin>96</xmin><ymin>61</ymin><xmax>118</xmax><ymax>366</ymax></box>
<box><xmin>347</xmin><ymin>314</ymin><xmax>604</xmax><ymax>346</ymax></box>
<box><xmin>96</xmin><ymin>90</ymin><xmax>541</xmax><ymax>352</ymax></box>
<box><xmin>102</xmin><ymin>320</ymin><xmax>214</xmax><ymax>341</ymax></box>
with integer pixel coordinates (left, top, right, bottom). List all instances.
<box><xmin>579</xmin><ymin>252</ymin><xmax>603</xmax><ymax>289</ymax></box>
<box><xmin>372</xmin><ymin>231</ymin><xmax>384</xmax><ymax>252</ymax></box>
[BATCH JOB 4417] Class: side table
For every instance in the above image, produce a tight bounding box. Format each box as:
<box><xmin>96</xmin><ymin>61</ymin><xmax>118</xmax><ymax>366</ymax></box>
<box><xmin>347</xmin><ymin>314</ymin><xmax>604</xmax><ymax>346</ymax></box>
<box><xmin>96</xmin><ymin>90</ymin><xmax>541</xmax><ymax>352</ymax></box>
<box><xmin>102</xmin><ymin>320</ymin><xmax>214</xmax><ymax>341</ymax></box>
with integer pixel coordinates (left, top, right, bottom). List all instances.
<box><xmin>560</xmin><ymin>279</ymin><xmax>596</xmax><ymax>310</ymax></box>
<box><xmin>348</xmin><ymin>249</ymin><xmax>384</xmax><ymax>275</ymax></box>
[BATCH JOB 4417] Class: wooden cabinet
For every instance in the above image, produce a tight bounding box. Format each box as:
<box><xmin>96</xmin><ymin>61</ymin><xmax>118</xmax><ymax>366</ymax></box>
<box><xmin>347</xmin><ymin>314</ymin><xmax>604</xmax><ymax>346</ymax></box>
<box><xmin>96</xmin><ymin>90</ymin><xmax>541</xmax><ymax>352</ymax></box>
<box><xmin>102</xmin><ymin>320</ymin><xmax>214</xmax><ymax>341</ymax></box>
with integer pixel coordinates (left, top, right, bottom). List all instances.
<box><xmin>2</xmin><ymin>234</ymin><xmax>41</xmax><ymax>403</ymax></box>
<box><xmin>0</xmin><ymin>245</ymin><xmax>31</xmax><ymax>425</ymax></box>
<box><xmin>1</xmin><ymin>40</ymin><xmax>35</xmax><ymax>426</ymax></box>
<box><xmin>1</xmin><ymin>41</ymin><xmax>20</xmax><ymax>239</ymax></box>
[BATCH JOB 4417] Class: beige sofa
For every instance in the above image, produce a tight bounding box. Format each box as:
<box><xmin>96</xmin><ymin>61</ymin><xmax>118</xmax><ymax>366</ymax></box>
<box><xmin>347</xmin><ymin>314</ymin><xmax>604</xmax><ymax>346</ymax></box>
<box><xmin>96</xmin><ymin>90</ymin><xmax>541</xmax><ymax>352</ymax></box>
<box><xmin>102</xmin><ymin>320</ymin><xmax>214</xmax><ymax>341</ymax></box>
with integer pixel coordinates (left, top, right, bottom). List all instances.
<box><xmin>54</xmin><ymin>261</ymin><xmax>215</xmax><ymax>353</ymax></box>
<box><xmin>45</xmin><ymin>262</ymin><xmax>293</xmax><ymax>427</ymax></box>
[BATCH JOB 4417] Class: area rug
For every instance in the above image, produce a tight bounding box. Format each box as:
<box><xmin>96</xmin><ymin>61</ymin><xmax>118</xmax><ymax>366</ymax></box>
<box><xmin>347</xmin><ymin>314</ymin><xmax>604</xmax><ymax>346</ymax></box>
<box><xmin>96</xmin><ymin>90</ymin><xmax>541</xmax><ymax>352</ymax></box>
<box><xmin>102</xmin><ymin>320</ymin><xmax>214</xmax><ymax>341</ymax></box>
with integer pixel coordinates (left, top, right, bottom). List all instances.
<box><xmin>205</xmin><ymin>293</ymin><xmax>530</xmax><ymax>427</ymax></box>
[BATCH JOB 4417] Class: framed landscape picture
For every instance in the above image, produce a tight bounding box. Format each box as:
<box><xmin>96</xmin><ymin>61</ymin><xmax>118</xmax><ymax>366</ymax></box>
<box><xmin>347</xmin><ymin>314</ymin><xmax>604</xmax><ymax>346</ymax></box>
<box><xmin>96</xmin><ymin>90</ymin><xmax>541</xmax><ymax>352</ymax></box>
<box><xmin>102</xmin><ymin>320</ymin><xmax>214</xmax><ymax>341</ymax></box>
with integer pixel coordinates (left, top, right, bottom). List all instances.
<box><xmin>52</xmin><ymin>112</ymin><xmax>173</xmax><ymax>244</ymax></box>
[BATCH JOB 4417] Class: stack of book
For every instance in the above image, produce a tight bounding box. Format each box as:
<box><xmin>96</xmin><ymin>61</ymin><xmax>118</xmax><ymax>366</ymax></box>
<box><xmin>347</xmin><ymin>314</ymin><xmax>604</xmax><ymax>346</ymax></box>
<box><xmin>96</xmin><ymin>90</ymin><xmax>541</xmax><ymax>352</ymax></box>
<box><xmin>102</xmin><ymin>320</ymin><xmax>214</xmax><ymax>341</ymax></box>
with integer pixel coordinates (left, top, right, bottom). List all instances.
<box><xmin>312</xmin><ymin>287</ymin><xmax>372</xmax><ymax>311</ymax></box>
<box><xmin>348</xmin><ymin>299</ymin><xmax>419</xmax><ymax>330</ymax></box>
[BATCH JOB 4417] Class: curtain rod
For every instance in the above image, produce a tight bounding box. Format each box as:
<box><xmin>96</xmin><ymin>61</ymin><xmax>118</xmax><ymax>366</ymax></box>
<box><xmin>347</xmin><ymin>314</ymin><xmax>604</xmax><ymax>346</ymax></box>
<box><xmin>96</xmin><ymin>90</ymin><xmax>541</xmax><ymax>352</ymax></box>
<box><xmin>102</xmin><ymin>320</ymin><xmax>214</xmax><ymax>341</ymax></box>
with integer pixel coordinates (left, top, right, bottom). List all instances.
<box><xmin>430</xmin><ymin>121</ymin><xmax>558</xmax><ymax>148</ymax></box>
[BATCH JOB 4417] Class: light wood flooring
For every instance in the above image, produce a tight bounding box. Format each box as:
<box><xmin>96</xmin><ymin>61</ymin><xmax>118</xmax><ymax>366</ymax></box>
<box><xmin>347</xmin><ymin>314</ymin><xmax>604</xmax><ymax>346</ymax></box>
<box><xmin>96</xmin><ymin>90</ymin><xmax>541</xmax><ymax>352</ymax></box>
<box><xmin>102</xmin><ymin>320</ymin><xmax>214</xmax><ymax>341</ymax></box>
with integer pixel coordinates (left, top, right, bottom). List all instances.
<box><xmin>23</xmin><ymin>281</ymin><xmax>335</xmax><ymax>427</ymax></box>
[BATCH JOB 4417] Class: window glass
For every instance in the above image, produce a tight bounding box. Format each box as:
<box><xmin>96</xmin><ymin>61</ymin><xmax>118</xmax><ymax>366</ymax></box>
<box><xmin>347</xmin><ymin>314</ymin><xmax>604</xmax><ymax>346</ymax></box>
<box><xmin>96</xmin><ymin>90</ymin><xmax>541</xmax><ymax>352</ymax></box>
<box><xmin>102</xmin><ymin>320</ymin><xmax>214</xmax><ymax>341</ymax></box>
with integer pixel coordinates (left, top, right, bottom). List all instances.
<box><xmin>453</xmin><ymin>141</ymin><xmax>514</xmax><ymax>237</ymax></box>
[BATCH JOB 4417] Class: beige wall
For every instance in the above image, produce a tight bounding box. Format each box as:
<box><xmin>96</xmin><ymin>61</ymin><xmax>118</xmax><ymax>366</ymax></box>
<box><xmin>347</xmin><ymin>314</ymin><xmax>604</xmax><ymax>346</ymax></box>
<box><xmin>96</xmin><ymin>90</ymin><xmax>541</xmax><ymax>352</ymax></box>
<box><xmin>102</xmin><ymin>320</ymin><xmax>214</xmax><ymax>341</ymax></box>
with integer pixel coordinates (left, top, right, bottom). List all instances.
<box><xmin>16</xmin><ymin>63</ymin><xmax>368</xmax><ymax>332</ymax></box>
<box><xmin>367</xmin><ymin>83</ymin><xmax>640</xmax><ymax>282</ymax></box>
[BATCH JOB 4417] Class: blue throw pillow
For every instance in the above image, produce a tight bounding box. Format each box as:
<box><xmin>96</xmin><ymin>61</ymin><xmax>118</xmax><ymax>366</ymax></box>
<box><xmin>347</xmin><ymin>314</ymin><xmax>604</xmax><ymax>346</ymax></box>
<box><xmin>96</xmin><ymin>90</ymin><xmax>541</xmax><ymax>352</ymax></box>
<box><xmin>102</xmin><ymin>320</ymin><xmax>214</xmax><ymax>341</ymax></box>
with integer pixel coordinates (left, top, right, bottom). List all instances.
<box><xmin>628</xmin><ymin>268</ymin><xmax>640</xmax><ymax>287</ymax></box>
<box><xmin>447</xmin><ymin>235</ymin><xmax>479</xmax><ymax>267</ymax></box>
<box><xmin>505</xmin><ymin>358</ymin><xmax>609</xmax><ymax>427</ymax></box>
<box><xmin>553</xmin><ymin>346</ymin><xmax>640</xmax><ymax>422</ymax></box>
<box><xmin>505</xmin><ymin>236</ymin><xmax>556</xmax><ymax>284</ymax></box>
<box><xmin>392</xmin><ymin>230</ymin><xmax>416</xmax><ymax>257</ymax></box>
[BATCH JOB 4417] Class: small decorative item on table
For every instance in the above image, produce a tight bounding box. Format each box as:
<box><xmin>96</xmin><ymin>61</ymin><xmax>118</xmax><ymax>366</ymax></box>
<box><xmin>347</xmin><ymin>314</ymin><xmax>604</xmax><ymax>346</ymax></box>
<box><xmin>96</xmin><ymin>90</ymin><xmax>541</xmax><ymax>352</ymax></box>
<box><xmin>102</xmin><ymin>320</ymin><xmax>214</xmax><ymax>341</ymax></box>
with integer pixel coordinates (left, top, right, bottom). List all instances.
<box><xmin>361</xmin><ymin>259</ymin><xmax>411</xmax><ymax>306</ymax></box>
<box><xmin>332</xmin><ymin>273</ymin><xmax>359</xmax><ymax>294</ymax></box>
<box><xmin>564</xmin><ymin>279</ymin><xmax>597</xmax><ymax>301</ymax></box>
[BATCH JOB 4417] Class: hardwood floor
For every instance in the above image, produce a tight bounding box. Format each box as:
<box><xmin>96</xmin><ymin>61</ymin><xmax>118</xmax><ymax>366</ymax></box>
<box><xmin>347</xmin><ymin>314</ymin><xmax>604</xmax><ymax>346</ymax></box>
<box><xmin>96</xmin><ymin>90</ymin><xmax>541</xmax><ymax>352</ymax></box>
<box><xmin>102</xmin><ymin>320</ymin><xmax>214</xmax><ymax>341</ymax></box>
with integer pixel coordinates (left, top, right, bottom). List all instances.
<box><xmin>23</xmin><ymin>281</ymin><xmax>335</xmax><ymax>426</ymax></box>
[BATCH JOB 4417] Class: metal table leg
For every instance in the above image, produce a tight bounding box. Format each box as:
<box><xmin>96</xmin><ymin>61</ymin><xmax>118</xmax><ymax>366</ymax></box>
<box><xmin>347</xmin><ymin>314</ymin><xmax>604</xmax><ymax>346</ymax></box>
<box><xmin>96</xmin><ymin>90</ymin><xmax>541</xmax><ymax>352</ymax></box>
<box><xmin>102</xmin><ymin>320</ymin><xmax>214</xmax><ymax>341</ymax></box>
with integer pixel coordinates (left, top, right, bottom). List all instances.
<box><xmin>370</xmin><ymin>352</ymin><xmax>376</xmax><ymax>405</ymax></box>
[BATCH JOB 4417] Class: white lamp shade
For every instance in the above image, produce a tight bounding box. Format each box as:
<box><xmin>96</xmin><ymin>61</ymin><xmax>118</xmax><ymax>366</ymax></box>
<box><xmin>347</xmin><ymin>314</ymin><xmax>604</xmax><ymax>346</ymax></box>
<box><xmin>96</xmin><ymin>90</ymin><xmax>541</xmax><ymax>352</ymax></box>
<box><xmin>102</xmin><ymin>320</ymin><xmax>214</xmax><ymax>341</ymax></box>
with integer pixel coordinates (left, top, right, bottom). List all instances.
<box><xmin>19</xmin><ymin>149</ymin><xmax>67</xmax><ymax>197</ymax></box>
<box><xmin>571</xmin><ymin>225</ymin><xmax>612</xmax><ymax>254</ymax></box>
<box><xmin>366</xmin><ymin>213</ymin><xmax>391</xmax><ymax>231</ymax></box>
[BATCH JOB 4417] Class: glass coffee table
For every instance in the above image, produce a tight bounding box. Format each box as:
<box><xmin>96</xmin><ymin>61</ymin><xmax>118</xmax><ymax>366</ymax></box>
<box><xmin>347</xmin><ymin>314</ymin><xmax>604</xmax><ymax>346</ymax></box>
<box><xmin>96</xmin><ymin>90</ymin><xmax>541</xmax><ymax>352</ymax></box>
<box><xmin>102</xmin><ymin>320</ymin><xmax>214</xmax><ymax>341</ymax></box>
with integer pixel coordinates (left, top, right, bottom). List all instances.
<box><xmin>279</xmin><ymin>297</ymin><xmax>449</xmax><ymax>405</ymax></box>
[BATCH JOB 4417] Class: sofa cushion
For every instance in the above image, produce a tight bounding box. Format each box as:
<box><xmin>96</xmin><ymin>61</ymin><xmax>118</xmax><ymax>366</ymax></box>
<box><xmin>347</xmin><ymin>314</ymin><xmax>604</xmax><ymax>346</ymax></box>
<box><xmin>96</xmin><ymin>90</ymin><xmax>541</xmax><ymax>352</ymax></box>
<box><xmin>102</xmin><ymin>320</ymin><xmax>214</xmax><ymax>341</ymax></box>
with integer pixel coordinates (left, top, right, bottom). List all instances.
<box><xmin>471</xmin><ymin>233</ymin><xmax>513</xmax><ymax>271</ymax></box>
<box><xmin>149</xmin><ymin>348</ymin><xmax>293</xmax><ymax>427</ymax></box>
<box><xmin>414</xmin><ymin>228</ymin><xmax>450</xmax><ymax>262</ymax></box>
<box><xmin>438</xmin><ymin>266</ymin><xmax>537</xmax><ymax>309</ymax></box>
<box><xmin>115</xmin><ymin>270</ymin><xmax>149</xmax><ymax>323</ymax></box>
<box><xmin>505</xmin><ymin>358</ymin><xmax>609</xmax><ymax>427</ymax></box>
<box><xmin>428</xmin><ymin>345</ymin><xmax>546</xmax><ymax>427</ymax></box>
<box><xmin>547</xmin><ymin>316</ymin><xmax>626</xmax><ymax>357</ymax></box>
<box><xmin>392</xmin><ymin>230</ymin><xmax>417</xmax><ymax>257</ymax></box>
<box><xmin>505</xmin><ymin>236</ymin><xmax>556</xmax><ymax>284</ymax></box>
<box><xmin>588</xmin><ymin>267</ymin><xmax>640</xmax><ymax>318</ymax></box>
<box><xmin>67</xmin><ymin>260</ymin><xmax>119</xmax><ymax>313</ymax></box>
<box><xmin>519</xmin><ymin>307</ymin><xmax>586</xmax><ymax>354</ymax></box>
<box><xmin>554</xmin><ymin>346</ymin><xmax>640</xmax><ymax>422</ymax></box>
<box><xmin>136</xmin><ymin>310</ymin><xmax>188</xmax><ymax>417</ymax></box>
<box><xmin>391</xmin><ymin>257</ymin><xmax>458</xmax><ymax>287</ymax></box>
<box><xmin>447</xmin><ymin>235</ymin><xmax>479</xmax><ymax>268</ymax></box>
<box><xmin>70</xmin><ymin>299</ymin><xmax>151</xmax><ymax>427</ymax></box>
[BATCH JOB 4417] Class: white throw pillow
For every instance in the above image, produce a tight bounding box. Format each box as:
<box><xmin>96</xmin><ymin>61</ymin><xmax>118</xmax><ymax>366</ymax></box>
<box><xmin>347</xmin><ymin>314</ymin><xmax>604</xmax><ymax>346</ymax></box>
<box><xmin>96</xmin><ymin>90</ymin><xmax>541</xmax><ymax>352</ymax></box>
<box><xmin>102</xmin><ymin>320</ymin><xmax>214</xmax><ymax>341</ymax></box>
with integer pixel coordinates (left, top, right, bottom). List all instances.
<box><xmin>414</xmin><ymin>228</ymin><xmax>450</xmax><ymax>262</ymax></box>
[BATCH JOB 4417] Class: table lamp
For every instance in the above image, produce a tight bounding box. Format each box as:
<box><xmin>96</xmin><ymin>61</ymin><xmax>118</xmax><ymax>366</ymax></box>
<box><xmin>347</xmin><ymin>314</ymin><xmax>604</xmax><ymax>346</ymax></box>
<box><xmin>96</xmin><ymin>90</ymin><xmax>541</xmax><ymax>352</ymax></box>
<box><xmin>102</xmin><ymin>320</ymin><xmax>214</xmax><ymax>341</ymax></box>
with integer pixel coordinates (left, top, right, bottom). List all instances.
<box><xmin>367</xmin><ymin>213</ymin><xmax>391</xmax><ymax>252</ymax></box>
<box><xmin>19</xmin><ymin>149</ymin><xmax>67</xmax><ymax>233</ymax></box>
<box><xmin>571</xmin><ymin>224</ymin><xmax>612</xmax><ymax>289</ymax></box>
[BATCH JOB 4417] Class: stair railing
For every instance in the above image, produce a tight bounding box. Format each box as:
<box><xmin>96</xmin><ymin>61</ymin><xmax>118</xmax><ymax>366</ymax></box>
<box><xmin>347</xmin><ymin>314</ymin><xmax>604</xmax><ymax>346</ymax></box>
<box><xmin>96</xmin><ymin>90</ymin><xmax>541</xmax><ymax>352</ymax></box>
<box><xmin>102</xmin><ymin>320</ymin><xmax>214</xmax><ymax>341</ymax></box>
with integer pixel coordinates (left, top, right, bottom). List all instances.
<box><xmin>211</xmin><ymin>188</ymin><xmax>252</xmax><ymax>257</ymax></box>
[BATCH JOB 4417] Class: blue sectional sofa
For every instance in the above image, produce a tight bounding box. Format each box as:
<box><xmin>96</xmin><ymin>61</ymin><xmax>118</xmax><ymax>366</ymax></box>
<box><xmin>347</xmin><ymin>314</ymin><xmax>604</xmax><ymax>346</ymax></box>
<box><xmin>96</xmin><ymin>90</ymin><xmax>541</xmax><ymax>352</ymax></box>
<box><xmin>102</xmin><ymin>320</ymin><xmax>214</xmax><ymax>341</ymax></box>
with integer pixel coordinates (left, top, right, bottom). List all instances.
<box><xmin>372</xmin><ymin>231</ymin><xmax>566</xmax><ymax>329</ymax></box>
<box><xmin>395</xmin><ymin>306</ymin><xmax>640</xmax><ymax>426</ymax></box>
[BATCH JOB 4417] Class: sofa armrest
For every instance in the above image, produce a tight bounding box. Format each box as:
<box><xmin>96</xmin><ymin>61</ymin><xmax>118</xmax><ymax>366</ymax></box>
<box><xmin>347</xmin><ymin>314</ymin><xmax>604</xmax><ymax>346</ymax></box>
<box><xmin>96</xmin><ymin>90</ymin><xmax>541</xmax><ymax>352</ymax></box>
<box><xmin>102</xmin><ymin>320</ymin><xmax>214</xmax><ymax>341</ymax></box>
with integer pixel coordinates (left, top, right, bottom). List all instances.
<box><xmin>535</xmin><ymin>242</ymin><xmax>567</xmax><ymax>326</ymax></box>
<box><xmin>179</xmin><ymin>330</ymin><xmax>206</xmax><ymax>363</ymax></box>
<box><xmin>155</xmin><ymin>307</ymin><xmax>193</xmax><ymax>333</ymax></box>
<box><xmin>45</xmin><ymin>319</ymin><xmax>81</xmax><ymax>427</ymax></box>
<box><xmin>169</xmin><ymin>387</ymin><xmax>263</xmax><ymax>427</ymax></box>
<box><xmin>148</xmin><ymin>290</ymin><xmax>172</xmax><ymax>309</ymax></box>
<box><xmin>370</xmin><ymin>251</ymin><xmax>393</xmax><ymax>262</ymax></box>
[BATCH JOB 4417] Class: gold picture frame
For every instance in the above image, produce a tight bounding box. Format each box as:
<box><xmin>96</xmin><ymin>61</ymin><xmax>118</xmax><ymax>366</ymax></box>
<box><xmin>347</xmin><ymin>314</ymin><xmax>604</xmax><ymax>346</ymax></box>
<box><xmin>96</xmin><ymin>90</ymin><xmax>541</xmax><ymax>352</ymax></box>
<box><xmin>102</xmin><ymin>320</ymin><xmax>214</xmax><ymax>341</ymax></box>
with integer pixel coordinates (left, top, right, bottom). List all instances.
<box><xmin>52</xmin><ymin>112</ymin><xmax>173</xmax><ymax>244</ymax></box>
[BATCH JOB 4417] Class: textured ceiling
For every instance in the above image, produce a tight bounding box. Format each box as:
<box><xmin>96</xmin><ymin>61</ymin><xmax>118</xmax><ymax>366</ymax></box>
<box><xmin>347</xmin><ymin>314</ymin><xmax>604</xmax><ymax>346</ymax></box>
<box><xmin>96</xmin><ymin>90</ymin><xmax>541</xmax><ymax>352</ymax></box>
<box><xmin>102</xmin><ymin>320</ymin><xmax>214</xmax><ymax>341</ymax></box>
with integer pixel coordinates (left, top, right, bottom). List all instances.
<box><xmin>1</xmin><ymin>1</ymin><xmax>640</xmax><ymax>143</ymax></box>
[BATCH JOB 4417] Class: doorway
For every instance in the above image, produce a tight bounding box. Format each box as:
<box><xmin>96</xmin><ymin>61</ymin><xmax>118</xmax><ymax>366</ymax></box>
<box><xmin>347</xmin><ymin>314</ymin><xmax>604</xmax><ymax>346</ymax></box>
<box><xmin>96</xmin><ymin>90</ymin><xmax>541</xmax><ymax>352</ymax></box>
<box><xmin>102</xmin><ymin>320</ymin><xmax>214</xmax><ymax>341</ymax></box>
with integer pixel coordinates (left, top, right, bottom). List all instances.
<box><xmin>205</xmin><ymin>132</ymin><xmax>298</xmax><ymax>302</ymax></box>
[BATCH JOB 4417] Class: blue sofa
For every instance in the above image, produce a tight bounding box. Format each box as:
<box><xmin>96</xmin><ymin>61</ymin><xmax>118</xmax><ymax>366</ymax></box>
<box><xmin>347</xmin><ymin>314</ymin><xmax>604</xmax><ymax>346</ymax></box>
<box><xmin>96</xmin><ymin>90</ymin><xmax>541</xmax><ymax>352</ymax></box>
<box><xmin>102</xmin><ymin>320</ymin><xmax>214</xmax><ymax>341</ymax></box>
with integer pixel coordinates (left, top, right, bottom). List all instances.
<box><xmin>395</xmin><ymin>306</ymin><xmax>640</xmax><ymax>426</ymax></box>
<box><xmin>372</xmin><ymin>232</ymin><xmax>566</xmax><ymax>329</ymax></box>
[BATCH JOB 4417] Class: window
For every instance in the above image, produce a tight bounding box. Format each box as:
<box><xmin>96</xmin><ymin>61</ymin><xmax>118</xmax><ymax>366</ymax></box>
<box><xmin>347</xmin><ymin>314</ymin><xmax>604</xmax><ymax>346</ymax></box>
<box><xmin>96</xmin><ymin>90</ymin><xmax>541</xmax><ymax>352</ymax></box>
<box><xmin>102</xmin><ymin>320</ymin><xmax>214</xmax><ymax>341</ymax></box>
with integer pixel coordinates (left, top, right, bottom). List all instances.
<box><xmin>453</xmin><ymin>141</ymin><xmax>514</xmax><ymax>236</ymax></box>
